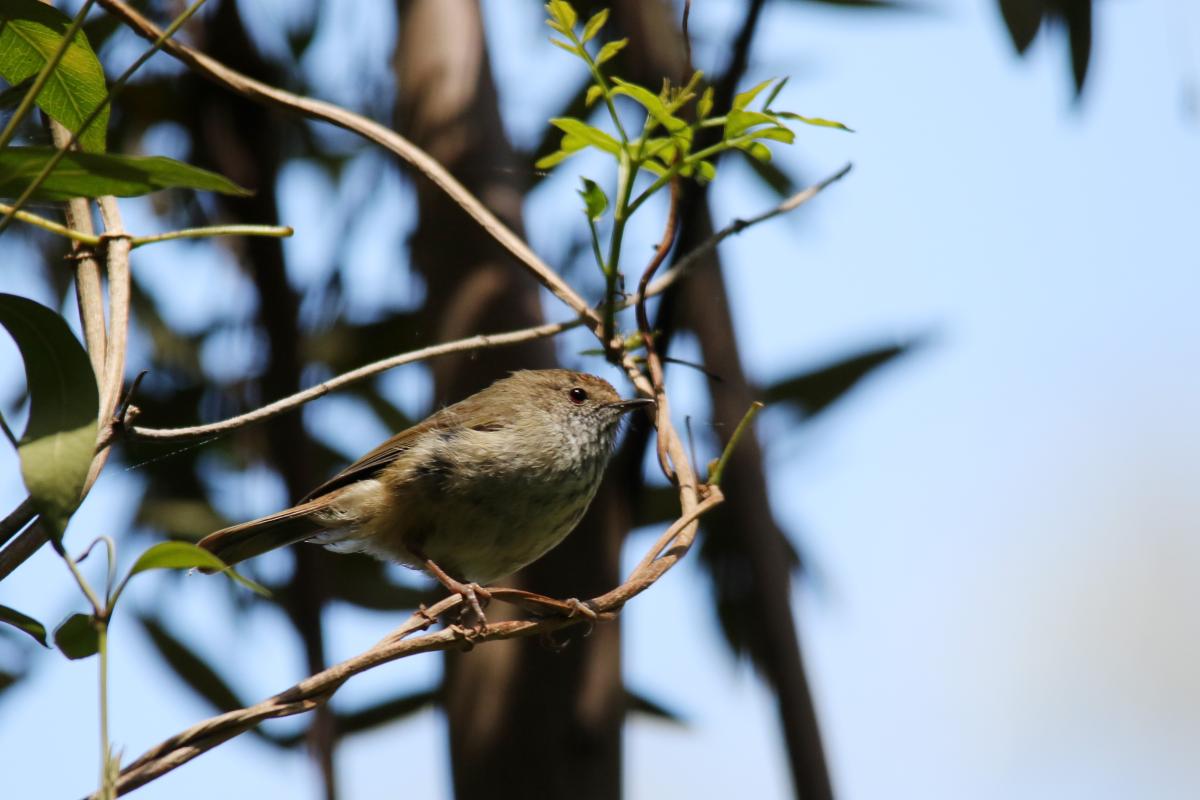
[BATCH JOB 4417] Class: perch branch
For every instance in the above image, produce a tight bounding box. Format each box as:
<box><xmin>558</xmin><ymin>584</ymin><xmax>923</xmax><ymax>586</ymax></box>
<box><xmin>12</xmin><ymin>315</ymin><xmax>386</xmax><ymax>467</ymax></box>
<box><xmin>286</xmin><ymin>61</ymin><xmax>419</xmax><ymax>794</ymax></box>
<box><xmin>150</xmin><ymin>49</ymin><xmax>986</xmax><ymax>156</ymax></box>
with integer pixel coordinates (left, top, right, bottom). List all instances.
<box><xmin>93</xmin><ymin>0</ymin><xmax>598</xmax><ymax>328</ymax></box>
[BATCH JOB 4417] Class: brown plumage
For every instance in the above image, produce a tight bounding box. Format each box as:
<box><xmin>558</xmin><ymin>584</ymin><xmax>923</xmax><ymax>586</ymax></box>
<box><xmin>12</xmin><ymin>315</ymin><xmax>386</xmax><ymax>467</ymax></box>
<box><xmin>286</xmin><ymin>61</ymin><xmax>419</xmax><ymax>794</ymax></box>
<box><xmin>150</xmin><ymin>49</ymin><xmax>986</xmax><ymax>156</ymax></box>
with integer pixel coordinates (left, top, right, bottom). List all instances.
<box><xmin>199</xmin><ymin>370</ymin><xmax>651</xmax><ymax>592</ymax></box>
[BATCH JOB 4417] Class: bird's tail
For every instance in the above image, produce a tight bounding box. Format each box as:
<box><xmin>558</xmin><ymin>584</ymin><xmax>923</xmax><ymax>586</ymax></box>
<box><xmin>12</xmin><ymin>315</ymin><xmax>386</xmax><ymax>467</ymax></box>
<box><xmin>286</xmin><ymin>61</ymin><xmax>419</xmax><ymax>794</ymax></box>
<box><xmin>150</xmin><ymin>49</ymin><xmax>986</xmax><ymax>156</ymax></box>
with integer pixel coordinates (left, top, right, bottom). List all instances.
<box><xmin>198</xmin><ymin>498</ymin><xmax>332</xmax><ymax>569</ymax></box>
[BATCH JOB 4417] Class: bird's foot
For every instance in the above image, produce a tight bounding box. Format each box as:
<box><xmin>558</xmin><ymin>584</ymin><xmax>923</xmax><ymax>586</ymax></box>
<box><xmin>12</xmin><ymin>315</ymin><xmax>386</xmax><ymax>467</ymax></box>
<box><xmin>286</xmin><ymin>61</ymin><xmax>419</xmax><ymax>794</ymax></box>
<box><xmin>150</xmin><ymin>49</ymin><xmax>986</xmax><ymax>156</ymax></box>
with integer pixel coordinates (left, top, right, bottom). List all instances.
<box><xmin>563</xmin><ymin>597</ymin><xmax>598</xmax><ymax>637</ymax></box>
<box><xmin>454</xmin><ymin>581</ymin><xmax>492</xmax><ymax>633</ymax></box>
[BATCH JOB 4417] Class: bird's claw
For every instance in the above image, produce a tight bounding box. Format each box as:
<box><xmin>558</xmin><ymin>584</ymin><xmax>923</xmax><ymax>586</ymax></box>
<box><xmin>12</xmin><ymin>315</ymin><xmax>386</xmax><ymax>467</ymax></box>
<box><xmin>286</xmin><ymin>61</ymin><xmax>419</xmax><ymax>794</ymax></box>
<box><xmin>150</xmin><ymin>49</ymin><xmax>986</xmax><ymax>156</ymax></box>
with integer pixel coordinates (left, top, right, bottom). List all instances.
<box><xmin>563</xmin><ymin>597</ymin><xmax>598</xmax><ymax>637</ymax></box>
<box><xmin>456</xmin><ymin>582</ymin><xmax>492</xmax><ymax>634</ymax></box>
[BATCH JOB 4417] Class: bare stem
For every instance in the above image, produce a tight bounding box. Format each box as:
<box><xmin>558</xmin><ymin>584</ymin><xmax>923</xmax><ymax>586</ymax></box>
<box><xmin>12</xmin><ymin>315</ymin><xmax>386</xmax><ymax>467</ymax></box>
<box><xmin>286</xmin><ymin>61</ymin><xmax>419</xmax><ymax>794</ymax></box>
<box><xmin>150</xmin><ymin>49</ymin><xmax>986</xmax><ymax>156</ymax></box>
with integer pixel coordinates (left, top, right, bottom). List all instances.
<box><xmin>707</xmin><ymin>401</ymin><xmax>765</xmax><ymax>486</ymax></box>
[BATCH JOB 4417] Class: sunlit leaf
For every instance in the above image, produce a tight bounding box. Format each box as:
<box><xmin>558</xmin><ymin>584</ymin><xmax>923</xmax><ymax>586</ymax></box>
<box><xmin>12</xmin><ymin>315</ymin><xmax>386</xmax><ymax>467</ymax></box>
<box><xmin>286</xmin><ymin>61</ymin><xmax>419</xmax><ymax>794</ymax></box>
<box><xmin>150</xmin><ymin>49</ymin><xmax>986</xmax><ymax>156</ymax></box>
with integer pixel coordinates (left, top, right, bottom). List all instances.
<box><xmin>732</xmin><ymin>78</ymin><xmax>775</xmax><ymax>111</ymax></box>
<box><xmin>53</xmin><ymin>613</ymin><xmax>98</xmax><ymax>660</ymax></box>
<box><xmin>0</xmin><ymin>0</ymin><xmax>108</xmax><ymax>152</ymax></box>
<box><xmin>775</xmin><ymin>112</ymin><xmax>854</xmax><ymax>132</ymax></box>
<box><xmin>762</xmin><ymin>340</ymin><xmax>918</xmax><ymax>419</ymax></box>
<box><xmin>0</xmin><ymin>146</ymin><xmax>252</xmax><ymax>201</ymax></box>
<box><xmin>127</xmin><ymin>541</ymin><xmax>270</xmax><ymax>597</ymax></box>
<box><xmin>585</xmin><ymin>84</ymin><xmax>604</xmax><ymax>107</ymax></box>
<box><xmin>610</xmin><ymin>78</ymin><xmax>687</xmax><ymax>132</ymax></box>
<box><xmin>696</xmin><ymin>86</ymin><xmax>714</xmax><ymax>119</ymax></box>
<box><xmin>581</xmin><ymin>9</ymin><xmax>608</xmax><ymax>42</ymax></box>
<box><xmin>578</xmin><ymin>177</ymin><xmax>608</xmax><ymax>220</ymax></box>
<box><xmin>548</xmin><ymin>117</ymin><xmax>620</xmax><ymax>155</ymax></box>
<box><xmin>0</xmin><ymin>293</ymin><xmax>98</xmax><ymax>539</ymax></box>
<box><xmin>594</xmin><ymin>38</ymin><xmax>627</xmax><ymax>66</ymax></box>
<box><xmin>0</xmin><ymin>605</ymin><xmax>48</xmax><ymax>647</ymax></box>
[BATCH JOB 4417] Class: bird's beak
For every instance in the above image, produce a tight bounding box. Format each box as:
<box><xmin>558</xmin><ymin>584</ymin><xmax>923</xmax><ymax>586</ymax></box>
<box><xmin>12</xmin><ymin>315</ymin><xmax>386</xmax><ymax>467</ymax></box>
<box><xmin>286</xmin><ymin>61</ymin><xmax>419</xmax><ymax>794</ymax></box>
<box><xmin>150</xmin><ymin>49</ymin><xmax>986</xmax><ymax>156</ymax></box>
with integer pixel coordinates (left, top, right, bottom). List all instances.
<box><xmin>607</xmin><ymin>397</ymin><xmax>656</xmax><ymax>414</ymax></box>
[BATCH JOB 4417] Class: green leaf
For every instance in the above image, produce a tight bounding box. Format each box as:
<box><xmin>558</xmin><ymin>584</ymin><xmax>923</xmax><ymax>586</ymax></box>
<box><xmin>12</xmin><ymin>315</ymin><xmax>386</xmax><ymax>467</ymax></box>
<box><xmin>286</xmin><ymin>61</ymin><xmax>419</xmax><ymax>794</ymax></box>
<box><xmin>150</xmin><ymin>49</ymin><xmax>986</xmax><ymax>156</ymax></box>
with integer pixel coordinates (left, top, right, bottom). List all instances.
<box><xmin>549</xmin><ymin>37</ymin><xmax>577</xmax><ymax>56</ymax></box>
<box><xmin>594</xmin><ymin>38</ymin><xmax>627</xmax><ymax>66</ymax></box>
<box><xmin>763</xmin><ymin>76</ymin><xmax>789</xmax><ymax>110</ymax></box>
<box><xmin>53</xmin><ymin>613</ymin><xmax>98</xmax><ymax>660</ymax></box>
<box><xmin>581</xmin><ymin>9</ymin><xmax>608</xmax><ymax>42</ymax></box>
<box><xmin>0</xmin><ymin>294</ymin><xmax>98</xmax><ymax>539</ymax></box>
<box><xmin>534</xmin><ymin>148</ymin><xmax>575</xmax><ymax>170</ymax></box>
<box><xmin>578</xmin><ymin>177</ymin><xmax>608</xmax><ymax>220</ymax></box>
<box><xmin>127</xmin><ymin>541</ymin><xmax>270</xmax><ymax>597</ymax></box>
<box><xmin>0</xmin><ymin>0</ymin><xmax>108</xmax><ymax>153</ymax></box>
<box><xmin>585</xmin><ymin>84</ymin><xmax>604</xmax><ymax>107</ymax></box>
<box><xmin>548</xmin><ymin>117</ymin><xmax>620</xmax><ymax>155</ymax></box>
<box><xmin>724</xmin><ymin>109</ymin><xmax>778</xmax><ymax>138</ymax></box>
<box><xmin>0</xmin><ymin>605</ymin><xmax>48</xmax><ymax>647</ymax></box>
<box><xmin>732</xmin><ymin>78</ymin><xmax>775</xmax><ymax>111</ymax></box>
<box><xmin>611</xmin><ymin>78</ymin><xmax>687</xmax><ymax>133</ymax></box>
<box><xmin>546</xmin><ymin>0</ymin><xmax>576</xmax><ymax>29</ymax></box>
<box><xmin>749</xmin><ymin>127</ymin><xmax>795</xmax><ymax>144</ymax></box>
<box><xmin>696</xmin><ymin>160</ymin><xmax>716</xmax><ymax>183</ymax></box>
<box><xmin>742</xmin><ymin>141</ymin><xmax>772</xmax><ymax>162</ymax></box>
<box><xmin>776</xmin><ymin>112</ymin><xmax>855</xmax><ymax>132</ymax></box>
<box><xmin>0</xmin><ymin>146</ymin><xmax>252</xmax><ymax>201</ymax></box>
<box><xmin>696</xmin><ymin>86</ymin><xmax>714</xmax><ymax>119</ymax></box>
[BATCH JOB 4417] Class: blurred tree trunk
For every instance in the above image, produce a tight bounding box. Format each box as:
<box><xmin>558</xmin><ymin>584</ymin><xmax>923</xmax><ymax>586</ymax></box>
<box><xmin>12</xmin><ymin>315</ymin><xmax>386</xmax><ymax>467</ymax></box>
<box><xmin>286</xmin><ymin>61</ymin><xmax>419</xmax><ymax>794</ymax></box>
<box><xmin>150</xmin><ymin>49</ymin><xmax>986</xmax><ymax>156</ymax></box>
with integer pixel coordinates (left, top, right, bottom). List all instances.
<box><xmin>394</xmin><ymin>1</ymin><xmax>624</xmax><ymax>797</ymax></box>
<box><xmin>187</xmin><ymin>3</ymin><xmax>337</xmax><ymax>798</ymax></box>
<box><xmin>611</xmin><ymin>1</ymin><xmax>834</xmax><ymax>797</ymax></box>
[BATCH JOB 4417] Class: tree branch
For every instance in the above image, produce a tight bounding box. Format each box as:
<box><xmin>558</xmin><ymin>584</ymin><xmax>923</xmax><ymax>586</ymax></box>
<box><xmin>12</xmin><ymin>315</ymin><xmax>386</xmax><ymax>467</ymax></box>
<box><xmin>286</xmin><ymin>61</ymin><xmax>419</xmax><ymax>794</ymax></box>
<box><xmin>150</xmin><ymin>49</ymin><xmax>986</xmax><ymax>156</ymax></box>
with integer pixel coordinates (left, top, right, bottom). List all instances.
<box><xmin>92</xmin><ymin>0</ymin><xmax>598</xmax><ymax>329</ymax></box>
<box><xmin>120</xmin><ymin>171</ymin><xmax>847</xmax><ymax>444</ymax></box>
<box><xmin>91</xmin><ymin>489</ymin><xmax>723</xmax><ymax>799</ymax></box>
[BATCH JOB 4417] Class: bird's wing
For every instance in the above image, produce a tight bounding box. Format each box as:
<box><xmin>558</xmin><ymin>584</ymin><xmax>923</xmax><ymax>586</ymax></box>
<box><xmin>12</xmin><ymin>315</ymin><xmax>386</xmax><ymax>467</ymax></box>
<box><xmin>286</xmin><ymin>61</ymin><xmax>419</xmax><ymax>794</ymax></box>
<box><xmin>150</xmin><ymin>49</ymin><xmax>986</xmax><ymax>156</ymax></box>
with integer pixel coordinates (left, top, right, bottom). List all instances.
<box><xmin>298</xmin><ymin>396</ymin><xmax>510</xmax><ymax>503</ymax></box>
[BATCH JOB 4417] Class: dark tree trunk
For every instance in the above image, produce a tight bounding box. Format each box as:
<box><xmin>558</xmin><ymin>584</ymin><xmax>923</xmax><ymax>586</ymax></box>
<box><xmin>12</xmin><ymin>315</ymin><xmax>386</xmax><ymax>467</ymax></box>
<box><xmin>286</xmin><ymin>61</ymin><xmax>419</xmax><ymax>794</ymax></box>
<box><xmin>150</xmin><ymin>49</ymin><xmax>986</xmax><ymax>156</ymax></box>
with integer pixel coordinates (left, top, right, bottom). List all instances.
<box><xmin>394</xmin><ymin>2</ymin><xmax>623</xmax><ymax>797</ymax></box>
<box><xmin>187</xmin><ymin>3</ymin><xmax>337</xmax><ymax>797</ymax></box>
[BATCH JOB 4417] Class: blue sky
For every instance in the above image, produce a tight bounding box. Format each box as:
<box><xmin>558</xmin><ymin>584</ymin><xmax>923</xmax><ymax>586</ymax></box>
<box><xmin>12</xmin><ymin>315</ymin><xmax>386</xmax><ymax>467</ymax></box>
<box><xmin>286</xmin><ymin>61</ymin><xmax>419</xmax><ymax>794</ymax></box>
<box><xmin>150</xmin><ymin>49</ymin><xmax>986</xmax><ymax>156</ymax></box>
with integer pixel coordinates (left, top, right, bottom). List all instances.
<box><xmin>2</xmin><ymin>0</ymin><xmax>1199</xmax><ymax>798</ymax></box>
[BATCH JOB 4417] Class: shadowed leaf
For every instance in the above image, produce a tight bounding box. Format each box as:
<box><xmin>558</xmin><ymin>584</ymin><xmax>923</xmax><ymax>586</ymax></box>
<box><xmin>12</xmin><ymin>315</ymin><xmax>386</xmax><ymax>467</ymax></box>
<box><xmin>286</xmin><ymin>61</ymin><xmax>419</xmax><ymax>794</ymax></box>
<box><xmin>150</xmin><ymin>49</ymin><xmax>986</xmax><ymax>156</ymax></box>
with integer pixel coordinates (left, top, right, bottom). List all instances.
<box><xmin>0</xmin><ymin>0</ymin><xmax>109</xmax><ymax>152</ymax></box>
<box><xmin>998</xmin><ymin>0</ymin><xmax>1045</xmax><ymax>53</ymax></box>
<box><xmin>0</xmin><ymin>605</ymin><xmax>48</xmax><ymax>647</ymax></box>
<box><xmin>626</xmin><ymin>688</ymin><xmax>686</xmax><ymax>724</ymax></box>
<box><xmin>0</xmin><ymin>147</ymin><xmax>251</xmax><ymax>201</ymax></box>
<box><xmin>762</xmin><ymin>340</ymin><xmax>920</xmax><ymax>420</ymax></box>
<box><xmin>53</xmin><ymin>613</ymin><xmax>97</xmax><ymax>660</ymax></box>
<box><xmin>127</xmin><ymin>541</ymin><xmax>270</xmax><ymax>597</ymax></box>
<box><xmin>137</xmin><ymin>614</ymin><xmax>296</xmax><ymax>748</ymax></box>
<box><xmin>0</xmin><ymin>293</ymin><xmax>98</xmax><ymax>539</ymax></box>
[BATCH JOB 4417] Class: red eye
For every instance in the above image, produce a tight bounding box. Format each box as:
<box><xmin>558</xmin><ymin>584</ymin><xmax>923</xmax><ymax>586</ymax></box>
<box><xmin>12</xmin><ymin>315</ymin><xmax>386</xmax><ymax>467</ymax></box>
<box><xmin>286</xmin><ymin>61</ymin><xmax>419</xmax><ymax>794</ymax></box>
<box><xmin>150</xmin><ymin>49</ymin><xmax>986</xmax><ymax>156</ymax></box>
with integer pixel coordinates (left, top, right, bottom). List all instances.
<box><xmin>568</xmin><ymin>387</ymin><xmax>588</xmax><ymax>405</ymax></box>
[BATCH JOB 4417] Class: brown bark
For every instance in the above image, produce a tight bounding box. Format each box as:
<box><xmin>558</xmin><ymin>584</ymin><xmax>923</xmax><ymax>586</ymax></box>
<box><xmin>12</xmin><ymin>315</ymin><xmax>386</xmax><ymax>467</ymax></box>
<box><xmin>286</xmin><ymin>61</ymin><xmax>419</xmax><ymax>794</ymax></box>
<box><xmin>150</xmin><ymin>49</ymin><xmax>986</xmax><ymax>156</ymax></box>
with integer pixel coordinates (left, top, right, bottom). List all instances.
<box><xmin>394</xmin><ymin>2</ymin><xmax>623</xmax><ymax>797</ymax></box>
<box><xmin>188</xmin><ymin>3</ymin><xmax>337</xmax><ymax>797</ymax></box>
<box><xmin>612</xmin><ymin>1</ymin><xmax>834</xmax><ymax>797</ymax></box>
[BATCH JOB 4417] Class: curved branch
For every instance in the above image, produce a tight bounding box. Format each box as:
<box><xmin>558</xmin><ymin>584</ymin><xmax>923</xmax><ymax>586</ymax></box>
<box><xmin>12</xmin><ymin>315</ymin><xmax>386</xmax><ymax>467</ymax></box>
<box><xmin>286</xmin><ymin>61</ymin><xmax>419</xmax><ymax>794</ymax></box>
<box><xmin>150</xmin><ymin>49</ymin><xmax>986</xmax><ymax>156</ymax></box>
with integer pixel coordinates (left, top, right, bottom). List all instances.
<box><xmin>94</xmin><ymin>489</ymin><xmax>723</xmax><ymax>798</ymax></box>
<box><xmin>93</xmin><ymin>0</ymin><xmax>597</xmax><ymax>328</ymax></box>
<box><xmin>124</xmin><ymin>172</ymin><xmax>848</xmax><ymax>444</ymax></box>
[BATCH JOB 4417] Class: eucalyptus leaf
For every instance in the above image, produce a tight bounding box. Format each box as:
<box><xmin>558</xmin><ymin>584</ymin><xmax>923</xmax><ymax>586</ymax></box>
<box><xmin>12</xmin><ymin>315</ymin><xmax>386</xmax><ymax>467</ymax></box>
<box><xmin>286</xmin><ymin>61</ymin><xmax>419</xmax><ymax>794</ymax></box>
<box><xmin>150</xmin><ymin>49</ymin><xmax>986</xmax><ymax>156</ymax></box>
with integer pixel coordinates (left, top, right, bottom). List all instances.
<box><xmin>548</xmin><ymin>118</ymin><xmax>620</xmax><ymax>155</ymax></box>
<box><xmin>0</xmin><ymin>605</ymin><xmax>48</xmax><ymax>647</ymax></box>
<box><xmin>776</xmin><ymin>112</ymin><xmax>854</xmax><ymax>132</ymax></box>
<box><xmin>127</xmin><ymin>541</ymin><xmax>270</xmax><ymax>597</ymax></box>
<box><xmin>578</xmin><ymin>177</ymin><xmax>608</xmax><ymax>220</ymax></box>
<box><xmin>0</xmin><ymin>0</ymin><xmax>108</xmax><ymax>152</ymax></box>
<box><xmin>593</xmin><ymin>38</ymin><xmax>626</xmax><ymax>66</ymax></box>
<box><xmin>0</xmin><ymin>146</ymin><xmax>252</xmax><ymax>201</ymax></box>
<box><xmin>0</xmin><ymin>294</ymin><xmax>98</xmax><ymax>539</ymax></box>
<box><xmin>53</xmin><ymin>613</ymin><xmax>98</xmax><ymax>660</ymax></box>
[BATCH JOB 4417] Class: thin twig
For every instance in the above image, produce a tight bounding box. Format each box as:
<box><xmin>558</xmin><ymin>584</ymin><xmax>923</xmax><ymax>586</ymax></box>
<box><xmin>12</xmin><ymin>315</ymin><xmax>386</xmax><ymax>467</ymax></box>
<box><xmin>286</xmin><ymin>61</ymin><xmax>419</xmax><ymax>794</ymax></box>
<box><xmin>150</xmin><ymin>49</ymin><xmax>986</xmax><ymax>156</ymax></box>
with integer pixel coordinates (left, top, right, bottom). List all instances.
<box><xmin>94</xmin><ymin>482</ymin><xmax>722</xmax><ymax>797</ymax></box>
<box><xmin>122</xmin><ymin>170</ymin><xmax>848</xmax><ymax>444</ymax></box>
<box><xmin>707</xmin><ymin>401</ymin><xmax>764</xmax><ymax>486</ymax></box>
<box><xmin>636</xmin><ymin>175</ymin><xmax>682</xmax><ymax>481</ymax></box>
<box><xmin>93</xmin><ymin>0</ymin><xmax>599</xmax><ymax>329</ymax></box>
<box><xmin>0</xmin><ymin>497</ymin><xmax>36</xmax><ymax>549</ymax></box>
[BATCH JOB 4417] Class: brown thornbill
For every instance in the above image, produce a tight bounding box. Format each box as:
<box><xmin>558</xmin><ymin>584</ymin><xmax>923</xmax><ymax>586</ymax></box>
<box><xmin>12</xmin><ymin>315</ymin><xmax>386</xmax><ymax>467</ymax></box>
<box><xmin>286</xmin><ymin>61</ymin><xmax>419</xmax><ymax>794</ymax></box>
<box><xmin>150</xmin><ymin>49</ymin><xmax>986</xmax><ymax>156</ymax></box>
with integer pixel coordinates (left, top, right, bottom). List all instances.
<box><xmin>199</xmin><ymin>369</ymin><xmax>653</xmax><ymax>623</ymax></box>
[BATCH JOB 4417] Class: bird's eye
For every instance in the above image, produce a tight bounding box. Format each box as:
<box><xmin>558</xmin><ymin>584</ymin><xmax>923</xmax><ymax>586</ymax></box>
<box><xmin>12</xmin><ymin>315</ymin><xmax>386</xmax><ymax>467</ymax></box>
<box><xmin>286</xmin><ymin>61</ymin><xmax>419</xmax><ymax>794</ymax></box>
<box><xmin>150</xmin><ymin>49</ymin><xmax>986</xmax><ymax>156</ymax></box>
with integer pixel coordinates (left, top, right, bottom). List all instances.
<box><xmin>568</xmin><ymin>387</ymin><xmax>588</xmax><ymax>405</ymax></box>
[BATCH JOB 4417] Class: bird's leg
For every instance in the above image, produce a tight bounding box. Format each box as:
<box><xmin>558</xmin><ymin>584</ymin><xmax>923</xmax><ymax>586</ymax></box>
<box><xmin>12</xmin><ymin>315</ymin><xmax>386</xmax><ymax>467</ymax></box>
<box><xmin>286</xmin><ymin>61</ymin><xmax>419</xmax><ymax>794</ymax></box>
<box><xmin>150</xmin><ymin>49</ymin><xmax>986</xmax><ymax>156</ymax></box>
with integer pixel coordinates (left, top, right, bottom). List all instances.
<box><xmin>422</xmin><ymin>558</ymin><xmax>491</xmax><ymax>631</ymax></box>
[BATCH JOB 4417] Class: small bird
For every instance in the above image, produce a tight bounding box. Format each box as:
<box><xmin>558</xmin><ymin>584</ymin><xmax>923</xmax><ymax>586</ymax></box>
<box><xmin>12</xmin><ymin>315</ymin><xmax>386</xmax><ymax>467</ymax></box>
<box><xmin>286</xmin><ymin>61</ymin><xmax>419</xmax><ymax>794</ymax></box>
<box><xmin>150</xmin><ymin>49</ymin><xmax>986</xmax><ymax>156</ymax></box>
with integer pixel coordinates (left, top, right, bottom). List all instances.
<box><xmin>199</xmin><ymin>369</ymin><xmax>652</xmax><ymax>622</ymax></box>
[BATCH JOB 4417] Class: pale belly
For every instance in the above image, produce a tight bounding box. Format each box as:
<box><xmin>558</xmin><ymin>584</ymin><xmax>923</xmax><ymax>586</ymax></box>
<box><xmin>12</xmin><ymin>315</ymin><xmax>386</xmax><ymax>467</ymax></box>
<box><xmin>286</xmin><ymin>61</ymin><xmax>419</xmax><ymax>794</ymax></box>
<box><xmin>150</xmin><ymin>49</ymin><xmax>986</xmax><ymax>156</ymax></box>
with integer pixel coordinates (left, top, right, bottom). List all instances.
<box><xmin>312</xmin><ymin>466</ymin><xmax>602</xmax><ymax>584</ymax></box>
